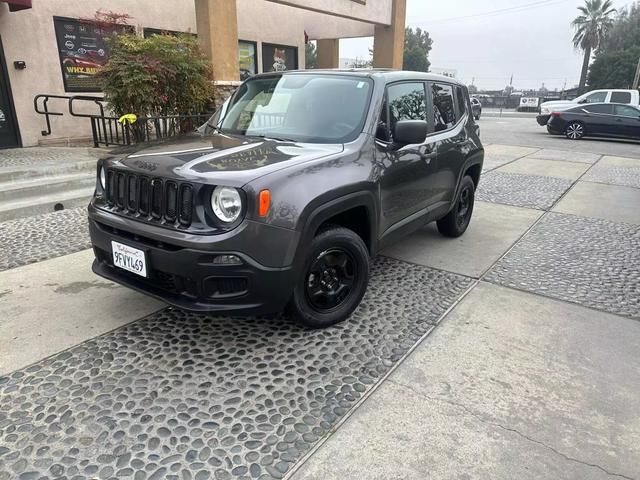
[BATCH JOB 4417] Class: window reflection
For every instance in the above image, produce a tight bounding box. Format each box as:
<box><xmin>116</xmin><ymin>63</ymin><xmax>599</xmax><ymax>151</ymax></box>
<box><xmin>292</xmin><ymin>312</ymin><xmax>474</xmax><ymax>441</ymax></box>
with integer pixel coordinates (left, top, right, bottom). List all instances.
<box><xmin>432</xmin><ymin>83</ymin><xmax>456</xmax><ymax>132</ymax></box>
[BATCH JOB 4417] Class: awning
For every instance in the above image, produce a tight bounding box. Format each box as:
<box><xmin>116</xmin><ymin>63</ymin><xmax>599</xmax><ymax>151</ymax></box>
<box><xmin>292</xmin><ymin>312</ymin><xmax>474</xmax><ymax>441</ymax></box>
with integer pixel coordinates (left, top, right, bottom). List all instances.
<box><xmin>1</xmin><ymin>0</ymin><xmax>32</xmax><ymax>12</ymax></box>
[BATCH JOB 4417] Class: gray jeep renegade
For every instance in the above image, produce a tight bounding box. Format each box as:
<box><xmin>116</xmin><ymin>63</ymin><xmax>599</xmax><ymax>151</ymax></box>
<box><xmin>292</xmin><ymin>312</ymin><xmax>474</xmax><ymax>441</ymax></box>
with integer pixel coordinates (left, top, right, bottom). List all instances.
<box><xmin>89</xmin><ymin>69</ymin><xmax>484</xmax><ymax>328</ymax></box>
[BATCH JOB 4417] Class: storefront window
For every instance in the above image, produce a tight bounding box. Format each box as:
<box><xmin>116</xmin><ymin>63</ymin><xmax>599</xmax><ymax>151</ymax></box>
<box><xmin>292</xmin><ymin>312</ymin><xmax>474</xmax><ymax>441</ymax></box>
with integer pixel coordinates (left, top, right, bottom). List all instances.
<box><xmin>261</xmin><ymin>43</ymin><xmax>298</xmax><ymax>73</ymax></box>
<box><xmin>239</xmin><ymin>40</ymin><xmax>257</xmax><ymax>80</ymax></box>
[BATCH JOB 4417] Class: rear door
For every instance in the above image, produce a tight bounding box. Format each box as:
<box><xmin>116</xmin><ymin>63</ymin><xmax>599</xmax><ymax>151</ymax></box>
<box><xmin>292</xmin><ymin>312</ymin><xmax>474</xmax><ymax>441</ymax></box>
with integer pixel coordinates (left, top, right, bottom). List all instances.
<box><xmin>613</xmin><ymin>104</ymin><xmax>640</xmax><ymax>139</ymax></box>
<box><xmin>428</xmin><ymin>82</ymin><xmax>468</xmax><ymax>206</ymax></box>
<box><xmin>377</xmin><ymin>81</ymin><xmax>439</xmax><ymax>232</ymax></box>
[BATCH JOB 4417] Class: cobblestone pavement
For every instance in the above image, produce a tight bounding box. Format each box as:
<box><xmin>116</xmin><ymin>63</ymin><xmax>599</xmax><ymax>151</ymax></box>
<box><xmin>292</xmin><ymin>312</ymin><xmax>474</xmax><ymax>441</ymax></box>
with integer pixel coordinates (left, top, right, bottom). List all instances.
<box><xmin>485</xmin><ymin>212</ymin><xmax>640</xmax><ymax>319</ymax></box>
<box><xmin>0</xmin><ymin>257</ymin><xmax>472</xmax><ymax>480</ymax></box>
<box><xmin>0</xmin><ymin>147</ymin><xmax>96</xmax><ymax>169</ymax></box>
<box><xmin>0</xmin><ymin>207</ymin><xmax>90</xmax><ymax>272</ymax></box>
<box><xmin>476</xmin><ymin>171</ymin><xmax>573</xmax><ymax>210</ymax></box>
<box><xmin>583</xmin><ymin>164</ymin><xmax>640</xmax><ymax>189</ymax></box>
<box><xmin>1</xmin><ymin>142</ymin><xmax>640</xmax><ymax>480</ymax></box>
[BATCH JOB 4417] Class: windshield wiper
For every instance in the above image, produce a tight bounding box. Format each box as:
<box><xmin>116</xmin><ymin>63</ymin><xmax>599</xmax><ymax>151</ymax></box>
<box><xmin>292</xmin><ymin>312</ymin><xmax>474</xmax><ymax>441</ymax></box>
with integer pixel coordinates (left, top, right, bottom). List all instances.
<box><xmin>252</xmin><ymin>134</ymin><xmax>292</xmax><ymax>142</ymax></box>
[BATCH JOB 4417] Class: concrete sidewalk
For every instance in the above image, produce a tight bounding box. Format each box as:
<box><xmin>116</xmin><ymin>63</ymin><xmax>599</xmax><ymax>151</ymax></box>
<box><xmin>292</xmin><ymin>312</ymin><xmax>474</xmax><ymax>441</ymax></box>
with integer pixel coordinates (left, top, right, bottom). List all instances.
<box><xmin>291</xmin><ymin>282</ymin><xmax>640</xmax><ymax>480</ymax></box>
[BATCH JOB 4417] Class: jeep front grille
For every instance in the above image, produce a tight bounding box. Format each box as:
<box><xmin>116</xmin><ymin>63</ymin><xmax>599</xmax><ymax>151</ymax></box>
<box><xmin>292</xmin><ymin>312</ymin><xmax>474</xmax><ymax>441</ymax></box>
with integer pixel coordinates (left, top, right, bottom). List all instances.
<box><xmin>105</xmin><ymin>169</ymin><xmax>194</xmax><ymax>227</ymax></box>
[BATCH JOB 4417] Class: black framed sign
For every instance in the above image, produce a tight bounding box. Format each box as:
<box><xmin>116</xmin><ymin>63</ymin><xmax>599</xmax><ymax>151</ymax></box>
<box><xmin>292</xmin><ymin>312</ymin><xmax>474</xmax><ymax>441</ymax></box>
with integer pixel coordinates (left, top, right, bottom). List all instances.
<box><xmin>53</xmin><ymin>16</ymin><xmax>131</xmax><ymax>92</ymax></box>
<box><xmin>261</xmin><ymin>43</ymin><xmax>298</xmax><ymax>73</ymax></box>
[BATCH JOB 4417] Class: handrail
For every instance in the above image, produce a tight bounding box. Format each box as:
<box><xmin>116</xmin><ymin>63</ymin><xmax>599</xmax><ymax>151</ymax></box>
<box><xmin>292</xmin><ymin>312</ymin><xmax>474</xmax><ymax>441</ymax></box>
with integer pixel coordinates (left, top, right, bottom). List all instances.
<box><xmin>68</xmin><ymin>95</ymin><xmax>106</xmax><ymax>118</ymax></box>
<box><xmin>33</xmin><ymin>94</ymin><xmax>70</xmax><ymax>136</ymax></box>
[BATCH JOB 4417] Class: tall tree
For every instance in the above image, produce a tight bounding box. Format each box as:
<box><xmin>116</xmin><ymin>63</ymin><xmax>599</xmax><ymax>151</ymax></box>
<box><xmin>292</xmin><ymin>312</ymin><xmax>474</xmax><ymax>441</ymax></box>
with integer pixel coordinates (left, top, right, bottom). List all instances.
<box><xmin>403</xmin><ymin>27</ymin><xmax>433</xmax><ymax>72</ymax></box>
<box><xmin>571</xmin><ymin>0</ymin><xmax>617</xmax><ymax>93</ymax></box>
<box><xmin>599</xmin><ymin>2</ymin><xmax>640</xmax><ymax>51</ymax></box>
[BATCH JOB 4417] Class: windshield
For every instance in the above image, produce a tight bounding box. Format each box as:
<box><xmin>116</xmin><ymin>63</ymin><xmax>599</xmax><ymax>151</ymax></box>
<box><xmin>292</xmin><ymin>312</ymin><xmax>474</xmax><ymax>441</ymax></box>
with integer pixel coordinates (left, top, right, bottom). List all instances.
<box><xmin>219</xmin><ymin>74</ymin><xmax>373</xmax><ymax>143</ymax></box>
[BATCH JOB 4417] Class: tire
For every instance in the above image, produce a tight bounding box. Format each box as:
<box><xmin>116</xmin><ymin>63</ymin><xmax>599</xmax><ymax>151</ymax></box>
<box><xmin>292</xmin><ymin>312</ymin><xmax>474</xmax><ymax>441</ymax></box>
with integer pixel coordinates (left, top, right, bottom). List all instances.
<box><xmin>437</xmin><ymin>175</ymin><xmax>475</xmax><ymax>238</ymax></box>
<box><xmin>565</xmin><ymin>121</ymin><xmax>584</xmax><ymax>140</ymax></box>
<box><xmin>290</xmin><ymin>226</ymin><xmax>370</xmax><ymax>329</ymax></box>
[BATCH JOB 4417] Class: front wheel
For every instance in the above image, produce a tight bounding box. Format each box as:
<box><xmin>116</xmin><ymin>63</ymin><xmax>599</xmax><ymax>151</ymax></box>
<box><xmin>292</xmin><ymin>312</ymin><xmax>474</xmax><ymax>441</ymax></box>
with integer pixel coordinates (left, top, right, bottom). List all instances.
<box><xmin>565</xmin><ymin>121</ymin><xmax>584</xmax><ymax>140</ymax></box>
<box><xmin>437</xmin><ymin>175</ymin><xmax>475</xmax><ymax>238</ymax></box>
<box><xmin>290</xmin><ymin>226</ymin><xmax>370</xmax><ymax>329</ymax></box>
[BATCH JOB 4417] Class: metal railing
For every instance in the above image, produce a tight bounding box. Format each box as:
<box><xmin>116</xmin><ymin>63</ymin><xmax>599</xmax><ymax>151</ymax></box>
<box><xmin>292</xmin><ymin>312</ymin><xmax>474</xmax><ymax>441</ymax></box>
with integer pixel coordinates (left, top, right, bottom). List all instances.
<box><xmin>33</xmin><ymin>94</ymin><xmax>70</xmax><ymax>136</ymax></box>
<box><xmin>34</xmin><ymin>93</ymin><xmax>212</xmax><ymax>148</ymax></box>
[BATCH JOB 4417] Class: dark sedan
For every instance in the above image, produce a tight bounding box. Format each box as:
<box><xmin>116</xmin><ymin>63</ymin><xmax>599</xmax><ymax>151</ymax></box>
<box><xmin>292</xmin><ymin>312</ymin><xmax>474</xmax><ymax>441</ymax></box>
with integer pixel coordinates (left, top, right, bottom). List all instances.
<box><xmin>546</xmin><ymin>103</ymin><xmax>640</xmax><ymax>140</ymax></box>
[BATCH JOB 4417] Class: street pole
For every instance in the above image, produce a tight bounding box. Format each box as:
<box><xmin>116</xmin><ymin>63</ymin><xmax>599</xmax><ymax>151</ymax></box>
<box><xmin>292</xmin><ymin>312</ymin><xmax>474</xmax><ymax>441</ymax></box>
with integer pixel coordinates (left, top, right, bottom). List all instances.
<box><xmin>633</xmin><ymin>56</ymin><xmax>640</xmax><ymax>90</ymax></box>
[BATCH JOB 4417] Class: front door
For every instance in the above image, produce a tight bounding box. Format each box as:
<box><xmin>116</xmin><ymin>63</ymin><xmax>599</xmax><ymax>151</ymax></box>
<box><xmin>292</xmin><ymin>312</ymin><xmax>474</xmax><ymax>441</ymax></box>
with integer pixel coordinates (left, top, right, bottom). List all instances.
<box><xmin>377</xmin><ymin>81</ymin><xmax>438</xmax><ymax>233</ymax></box>
<box><xmin>0</xmin><ymin>37</ymin><xmax>20</xmax><ymax>149</ymax></box>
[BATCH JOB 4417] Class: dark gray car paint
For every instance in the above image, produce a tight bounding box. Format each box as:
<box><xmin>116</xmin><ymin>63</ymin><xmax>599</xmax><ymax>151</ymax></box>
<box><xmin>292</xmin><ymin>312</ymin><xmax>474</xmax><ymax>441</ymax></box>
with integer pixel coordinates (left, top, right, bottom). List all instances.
<box><xmin>91</xmin><ymin>70</ymin><xmax>484</xmax><ymax>271</ymax></box>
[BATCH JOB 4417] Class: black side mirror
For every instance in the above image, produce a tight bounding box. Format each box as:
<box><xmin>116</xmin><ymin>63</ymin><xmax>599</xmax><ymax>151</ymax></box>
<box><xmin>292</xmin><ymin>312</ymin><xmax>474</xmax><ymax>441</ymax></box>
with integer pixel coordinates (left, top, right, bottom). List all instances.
<box><xmin>394</xmin><ymin>120</ymin><xmax>428</xmax><ymax>145</ymax></box>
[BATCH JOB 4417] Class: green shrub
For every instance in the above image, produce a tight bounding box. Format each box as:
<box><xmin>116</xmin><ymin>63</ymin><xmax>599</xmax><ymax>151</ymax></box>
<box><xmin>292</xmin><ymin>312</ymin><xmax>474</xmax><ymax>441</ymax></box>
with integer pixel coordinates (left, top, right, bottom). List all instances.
<box><xmin>100</xmin><ymin>33</ymin><xmax>213</xmax><ymax>118</ymax></box>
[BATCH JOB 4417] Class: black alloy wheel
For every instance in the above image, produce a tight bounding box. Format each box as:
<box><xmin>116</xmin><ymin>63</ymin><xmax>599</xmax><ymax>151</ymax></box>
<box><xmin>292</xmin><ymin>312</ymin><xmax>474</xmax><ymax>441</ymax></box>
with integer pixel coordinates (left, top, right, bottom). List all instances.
<box><xmin>305</xmin><ymin>248</ymin><xmax>356</xmax><ymax>313</ymax></box>
<box><xmin>437</xmin><ymin>175</ymin><xmax>475</xmax><ymax>238</ymax></box>
<box><xmin>290</xmin><ymin>226</ymin><xmax>369</xmax><ymax>329</ymax></box>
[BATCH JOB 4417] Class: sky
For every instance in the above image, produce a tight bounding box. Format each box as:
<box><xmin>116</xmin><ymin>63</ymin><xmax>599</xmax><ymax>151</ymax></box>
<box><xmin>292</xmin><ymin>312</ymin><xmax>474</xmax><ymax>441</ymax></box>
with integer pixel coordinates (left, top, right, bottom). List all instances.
<box><xmin>339</xmin><ymin>0</ymin><xmax>631</xmax><ymax>91</ymax></box>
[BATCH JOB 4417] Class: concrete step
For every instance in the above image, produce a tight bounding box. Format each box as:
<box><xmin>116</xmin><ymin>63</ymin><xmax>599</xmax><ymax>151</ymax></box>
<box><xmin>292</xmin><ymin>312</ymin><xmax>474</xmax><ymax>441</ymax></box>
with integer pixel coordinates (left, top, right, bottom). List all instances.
<box><xmin>0</xmin><ymin>173</ymin><xmax>96</xmax><ymax>202</ymax></box>
<box><xmin>0</xmin><ymin>187</ymin><xmax>94</xmax><ymax>222</ymax></box>
<box><xmin>0</xmin><ymin>159</ymin><xmax>97</xmax><ymax>183</ymax></box>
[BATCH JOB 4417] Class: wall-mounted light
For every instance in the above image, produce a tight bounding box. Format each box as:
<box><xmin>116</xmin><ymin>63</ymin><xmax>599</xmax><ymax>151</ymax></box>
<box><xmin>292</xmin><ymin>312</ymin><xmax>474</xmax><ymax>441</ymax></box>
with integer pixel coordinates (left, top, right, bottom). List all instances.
<box><xmin>13</xmin><ymin>60</ymin><xmax>26</xmax><ymax>70</ymax></box>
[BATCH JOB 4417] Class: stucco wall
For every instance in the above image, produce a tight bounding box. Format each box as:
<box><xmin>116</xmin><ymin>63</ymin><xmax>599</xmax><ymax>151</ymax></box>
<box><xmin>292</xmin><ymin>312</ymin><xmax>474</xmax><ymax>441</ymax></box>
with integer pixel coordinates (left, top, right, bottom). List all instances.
<box><xmin>267</xmin><ymin>0</ymin><xmax>392</xmax><ymax>25</ymax></box>
<box><xmin>0</xmin><ymin>0</ymin><xmax>315</xmax><ymax>147</ymax></box>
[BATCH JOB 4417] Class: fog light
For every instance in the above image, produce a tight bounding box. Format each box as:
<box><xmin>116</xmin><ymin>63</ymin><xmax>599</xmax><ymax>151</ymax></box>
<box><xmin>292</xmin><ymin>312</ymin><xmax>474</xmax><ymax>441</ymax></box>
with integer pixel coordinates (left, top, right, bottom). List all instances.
<box><xmin>212</xmin><ymin>254</ymin><xmax>242</xmax><ymax>265</ymax></box>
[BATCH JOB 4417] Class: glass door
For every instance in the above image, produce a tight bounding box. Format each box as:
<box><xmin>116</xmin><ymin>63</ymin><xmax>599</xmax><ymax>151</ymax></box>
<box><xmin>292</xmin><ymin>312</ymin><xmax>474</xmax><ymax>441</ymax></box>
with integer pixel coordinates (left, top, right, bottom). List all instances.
<box><xmin>0</xmin><ymin>37</ymin><xmax>20</xmax><ymax>149</ymax></box>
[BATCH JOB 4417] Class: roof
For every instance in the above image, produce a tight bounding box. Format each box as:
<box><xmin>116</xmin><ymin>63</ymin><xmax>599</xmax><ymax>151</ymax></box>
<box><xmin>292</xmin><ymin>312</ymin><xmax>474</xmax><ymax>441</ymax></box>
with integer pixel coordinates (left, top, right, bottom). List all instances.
<box><xmin>252</xmin><ymin>69</ymin><xmax>466</xmax><ymax>86</ymax></box>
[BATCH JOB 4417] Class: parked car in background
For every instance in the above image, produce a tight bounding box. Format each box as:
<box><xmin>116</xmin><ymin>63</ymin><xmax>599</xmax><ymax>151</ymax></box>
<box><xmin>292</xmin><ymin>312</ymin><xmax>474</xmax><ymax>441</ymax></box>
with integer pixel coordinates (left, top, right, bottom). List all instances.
<box><xmin>470</xmin><ymin>97</ymin><xmax>482</xmax><ymax>120</ymax></box>
<box><xmin>546</xmin><ymin>102</ymin><xmax>640</xmax><ymax>140</ymax></box>
<box><xmin>537</xmin><ymin>89</ymin><xmax>640</xmax><ymax>126</ymax></box>
<box><xmin>88</xmin><ymin>70</ymin><xmax>484</xmax><ymax>328</ymax></box>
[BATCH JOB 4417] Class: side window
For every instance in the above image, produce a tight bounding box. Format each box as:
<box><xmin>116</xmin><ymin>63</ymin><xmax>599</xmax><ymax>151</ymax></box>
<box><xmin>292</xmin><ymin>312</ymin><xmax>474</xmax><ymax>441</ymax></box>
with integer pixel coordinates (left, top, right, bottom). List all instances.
<box><xmin>386</xmin><ymin>82</ymin><xmax>427</xmax><ymax>140</ymax></box>
<box><xmin>615</xmin><ymin>105</ymin><xmax>640</xmax><ymax>117</ymax></box>
<box><xmin>584</xmin><ymin>91</ymin><xmax>607</xmax><ymax>103</ymax></box>
<box><xmin>455</xmin><ymin>86</ymin><xmax>468</xmax><ymax>119</ymax></box>
<box><xmin>432</xmin><ymin>83</ymin><xmax>456</xmax><ymax>131</ymax></box>
<box><xmin>610</xmin><ymin>92</ymin><xmax>632</xmax><ymax>104</ymax></box>
<box><xmin>584</xmin><ymin>104</ymin><xmax>613</xmax><ymax>114</ymax></box>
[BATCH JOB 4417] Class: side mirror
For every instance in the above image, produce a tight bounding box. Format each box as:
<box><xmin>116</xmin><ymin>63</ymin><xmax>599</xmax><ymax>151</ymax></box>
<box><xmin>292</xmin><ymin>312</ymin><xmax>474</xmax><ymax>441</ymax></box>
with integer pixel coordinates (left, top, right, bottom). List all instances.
<box><xmin>394</xmin><ymin>120</ymin><xmax>428</xmax><ymax>145</ymax></box>
<box><xmin>577</xmin><ymin>99</ymin><xmax>588</xmax><ymax>104</ymax></box>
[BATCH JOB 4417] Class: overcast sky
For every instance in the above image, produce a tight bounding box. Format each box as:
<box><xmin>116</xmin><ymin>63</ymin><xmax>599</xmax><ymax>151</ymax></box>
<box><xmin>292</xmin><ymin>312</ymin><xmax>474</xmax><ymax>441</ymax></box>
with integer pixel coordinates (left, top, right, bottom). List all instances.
<box><xmin>339</xmin><ymin>0</ymin><xmax>630</xmax><ymax>91</ymax></box>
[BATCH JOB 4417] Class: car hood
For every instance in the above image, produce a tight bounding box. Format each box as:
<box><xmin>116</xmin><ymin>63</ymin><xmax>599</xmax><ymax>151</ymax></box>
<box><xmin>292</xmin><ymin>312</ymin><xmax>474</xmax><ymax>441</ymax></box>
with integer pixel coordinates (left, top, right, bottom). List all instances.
<box><xmin>109</xmin><ymin>133</ymin><xmax>344</xmax><ymax>187</ymax></box>
<box><xmin>539</xmin><ymin>100</ymin><xmax>576</xmax><ymax>111</ymax></box>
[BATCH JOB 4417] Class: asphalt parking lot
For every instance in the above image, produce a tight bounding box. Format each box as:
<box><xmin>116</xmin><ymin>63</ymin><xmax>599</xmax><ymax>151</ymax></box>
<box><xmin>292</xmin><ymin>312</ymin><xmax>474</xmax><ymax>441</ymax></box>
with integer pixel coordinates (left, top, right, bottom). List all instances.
<box><xmin>1</xmin><ymin>118</ymin><xmax>639</xmax><ymax>480</ymax></box>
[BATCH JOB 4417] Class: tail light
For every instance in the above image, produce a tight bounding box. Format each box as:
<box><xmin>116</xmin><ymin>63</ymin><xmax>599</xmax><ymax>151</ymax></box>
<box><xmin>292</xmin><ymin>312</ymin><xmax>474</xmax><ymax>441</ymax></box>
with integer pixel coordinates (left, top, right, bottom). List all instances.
<box><xmin>551</xmin><ymin>112</ymin><xmax>562</xmax><ymax>118</ymax></box>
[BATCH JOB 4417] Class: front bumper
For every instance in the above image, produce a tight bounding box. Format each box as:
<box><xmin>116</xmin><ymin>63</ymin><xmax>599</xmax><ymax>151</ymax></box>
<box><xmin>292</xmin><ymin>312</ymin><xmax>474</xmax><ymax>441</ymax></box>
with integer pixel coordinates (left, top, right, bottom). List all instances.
<box><xmin>88</xmin><ymin>206</ymin><xmax>298</xmax><ymax>315</ymax></box>
<box><xmin>536</xmin><ymin>114</ymin><xmax>551</xmax><ymax>126</ymax></box>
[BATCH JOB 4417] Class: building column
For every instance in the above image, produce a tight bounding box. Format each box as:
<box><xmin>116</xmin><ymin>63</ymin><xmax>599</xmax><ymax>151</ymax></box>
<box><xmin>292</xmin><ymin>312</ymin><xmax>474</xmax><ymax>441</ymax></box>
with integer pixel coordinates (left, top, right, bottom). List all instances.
<box><xmin>316</xmin><ymin>39</ymin><xmax>339</xmax><ymax>69</ymax></box>
<box><xmin>372</xmin><ymin>0</ymin><xmax>406</xmax><ymax>69</ymax></box>
<box><xmin>195</xmin><ymin>0</ymin><xmax>240</xmax><ymax>106</ymax></box>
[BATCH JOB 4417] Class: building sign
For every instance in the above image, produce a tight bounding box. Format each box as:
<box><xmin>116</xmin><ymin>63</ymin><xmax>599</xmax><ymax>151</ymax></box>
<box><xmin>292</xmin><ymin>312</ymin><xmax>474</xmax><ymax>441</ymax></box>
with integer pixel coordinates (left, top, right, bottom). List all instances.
<box><xmin>239</xmin><ymin>40</ymin><xmax>257</xmax><ymax>80</ymax></box>
<box><xmin>53</xmin><ymin>17</ymin><xmax>129</xmax><ymax>92</ymax></box>
<box><xmin>520</xmin><ymin>97</ymin><xmax>540</xmax><ymax>108</ymax></box>
<box><xmin>261</xmin><ymin>43</ymin><xmax>298</xmax><ymax>73</ymax></box>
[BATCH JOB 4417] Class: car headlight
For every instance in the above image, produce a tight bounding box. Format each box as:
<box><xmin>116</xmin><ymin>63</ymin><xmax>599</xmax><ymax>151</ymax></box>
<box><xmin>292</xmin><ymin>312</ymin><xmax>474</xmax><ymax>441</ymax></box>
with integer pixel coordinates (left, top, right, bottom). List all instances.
<box><xmin>211</xmin><ymin>186</ymin><xmax>242</xmax><ymax>223</ymax></box>
<box><xmin>99</xmin><ymin>166</ymin><xmax>106</xmax><ymax>189</ymax></box>
<box><xmin>540</xmin><ymin>107</ymin><xmax>549</xmax><ymax>114</ymax></box>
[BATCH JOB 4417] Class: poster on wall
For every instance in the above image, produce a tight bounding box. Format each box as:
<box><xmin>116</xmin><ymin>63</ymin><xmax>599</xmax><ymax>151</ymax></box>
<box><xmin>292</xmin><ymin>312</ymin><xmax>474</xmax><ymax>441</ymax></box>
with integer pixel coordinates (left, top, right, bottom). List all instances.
<box><xmin>238</xmin><ymin>40</ymin><xmax>257</xmax><ymax>80</ymax></box>
<box><xmin>53</xmin><ymin>17</ymin><xmax>130</xmax><ymax>92</ymax></box>
<box><xmin>261</xmin><ymin>43</ymin><xmax>298</xmax><ymax>73</ymax></box>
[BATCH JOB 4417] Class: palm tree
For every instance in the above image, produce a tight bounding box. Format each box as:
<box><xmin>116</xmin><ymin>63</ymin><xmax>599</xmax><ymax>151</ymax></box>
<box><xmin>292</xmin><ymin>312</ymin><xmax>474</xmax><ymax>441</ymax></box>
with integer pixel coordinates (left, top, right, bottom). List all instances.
<box><xmin>572</xmin><ymin>0</ymin><xmax>617</xmax><ymax>93</ymax></box>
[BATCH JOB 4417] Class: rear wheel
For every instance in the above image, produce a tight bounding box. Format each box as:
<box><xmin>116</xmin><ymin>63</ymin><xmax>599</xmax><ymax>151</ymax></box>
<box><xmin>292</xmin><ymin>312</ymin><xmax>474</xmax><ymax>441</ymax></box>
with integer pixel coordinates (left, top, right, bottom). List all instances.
<box><xmin>565</xmin><ymin>121</ymin><xmax>584</xmax><ymax>140</ymax></box>
<box><xmin>437</xmin><ymin>175</ymin><xmax>475</xmax><ymax>238</ymax></box>
<box><xmin>290</xmin><ymin>227</ymin><xmax>369</xmax><ymax>329</ymax></box>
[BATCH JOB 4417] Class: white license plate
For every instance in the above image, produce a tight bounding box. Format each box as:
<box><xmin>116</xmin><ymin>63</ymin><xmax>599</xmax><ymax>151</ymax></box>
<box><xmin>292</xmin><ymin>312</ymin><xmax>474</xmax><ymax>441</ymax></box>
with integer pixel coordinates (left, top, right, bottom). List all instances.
<box><xmin>111</xmin><ymin>241</ymin><xmax>147</xmax><ymax>277</ymax></box>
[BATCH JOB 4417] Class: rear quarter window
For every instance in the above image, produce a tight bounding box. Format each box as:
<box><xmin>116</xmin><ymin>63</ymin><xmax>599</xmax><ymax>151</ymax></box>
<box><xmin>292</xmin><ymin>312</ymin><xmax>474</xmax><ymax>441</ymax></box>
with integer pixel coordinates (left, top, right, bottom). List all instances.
<box><xmin>610</xmin><ymin>92</ymin><xmax>632</xmax><ymax>104</ymax></box>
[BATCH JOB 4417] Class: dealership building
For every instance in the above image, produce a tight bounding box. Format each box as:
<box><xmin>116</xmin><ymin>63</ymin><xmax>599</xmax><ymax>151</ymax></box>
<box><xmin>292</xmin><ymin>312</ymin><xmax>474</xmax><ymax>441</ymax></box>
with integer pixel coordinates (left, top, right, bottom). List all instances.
<box><xmin>0</xmin><ymin>0</ymin><xmax>406</xmax><ymax>148</ymax></box>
